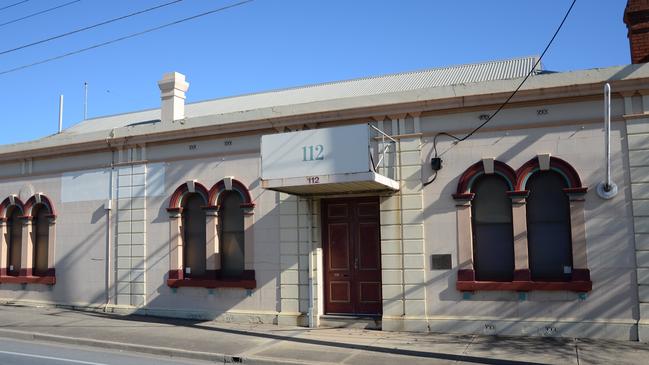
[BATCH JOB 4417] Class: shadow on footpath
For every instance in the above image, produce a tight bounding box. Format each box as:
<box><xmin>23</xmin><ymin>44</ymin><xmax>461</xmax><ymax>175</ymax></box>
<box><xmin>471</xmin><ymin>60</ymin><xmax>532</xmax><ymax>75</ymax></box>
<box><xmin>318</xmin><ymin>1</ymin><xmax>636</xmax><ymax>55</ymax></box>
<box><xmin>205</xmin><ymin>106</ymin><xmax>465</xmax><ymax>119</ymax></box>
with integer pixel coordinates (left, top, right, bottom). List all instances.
<box><xmin>1</xmin><ymin>307</ymin><xmax>577</xmax><ymax>365</ymax></box>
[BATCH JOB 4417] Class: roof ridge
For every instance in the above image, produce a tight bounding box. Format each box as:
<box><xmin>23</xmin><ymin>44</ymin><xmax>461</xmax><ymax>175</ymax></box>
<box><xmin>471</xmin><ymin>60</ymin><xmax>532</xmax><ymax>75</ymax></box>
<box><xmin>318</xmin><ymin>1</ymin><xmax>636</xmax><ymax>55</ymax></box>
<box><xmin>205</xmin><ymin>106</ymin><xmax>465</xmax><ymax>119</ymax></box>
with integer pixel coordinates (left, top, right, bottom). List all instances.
<box><xmin>63</xmin><ymin>55</ymin><xmax>541</xmax><ymax>133</ymax></box>
<box><xmin>187</xmin><ymin>55</ymin><xmax>541</xmax><ymax>106</ymax></box>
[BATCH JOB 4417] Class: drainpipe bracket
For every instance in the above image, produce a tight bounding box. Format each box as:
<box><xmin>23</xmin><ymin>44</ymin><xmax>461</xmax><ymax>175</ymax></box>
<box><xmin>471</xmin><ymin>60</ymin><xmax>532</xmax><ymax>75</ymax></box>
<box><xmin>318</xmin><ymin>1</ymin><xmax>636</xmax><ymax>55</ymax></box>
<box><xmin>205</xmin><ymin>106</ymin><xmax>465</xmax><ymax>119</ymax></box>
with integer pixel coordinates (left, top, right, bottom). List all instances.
<box><xmin>596</xmin><ymin>181</ymin><xmax>618</xmax><ymax>200</ymax></box>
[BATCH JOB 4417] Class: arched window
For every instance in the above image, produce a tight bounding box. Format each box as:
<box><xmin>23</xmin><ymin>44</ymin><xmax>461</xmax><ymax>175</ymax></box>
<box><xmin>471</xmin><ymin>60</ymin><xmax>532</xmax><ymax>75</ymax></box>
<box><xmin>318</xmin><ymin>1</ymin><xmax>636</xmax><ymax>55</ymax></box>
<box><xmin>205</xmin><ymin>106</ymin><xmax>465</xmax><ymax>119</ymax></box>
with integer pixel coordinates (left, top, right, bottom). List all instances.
<box><xmin>182</xmin><ymin>193</ymin><xmax>207</xmax><ymax>278</ymax></box>
<box><xmin>166</xmin><ymin>179</ymin><xmax>256</xmax><ymax>289</ymax></box>
<box><xmin>32</xmin><ymin>204</ymin><xmax>50</xmax><ymax>276</ymax></box>
<box><xmin>526</xmin><ymin>171</ymin><xmax>572</xmax><ymax>281</ymax></box>
<box><xmin>471</xmin><ymin>175</ymin><xmax>514</xmax><ymax>281</ymax></box>
<box><xmin>219</xmin><ymin>191</ymin><xmax>245</xmax><ymax>278</ymax></box>
<box><xmin>7</xmin><ymin>206</ymin><xmax>22</xmax><ymax>276</ymax></box>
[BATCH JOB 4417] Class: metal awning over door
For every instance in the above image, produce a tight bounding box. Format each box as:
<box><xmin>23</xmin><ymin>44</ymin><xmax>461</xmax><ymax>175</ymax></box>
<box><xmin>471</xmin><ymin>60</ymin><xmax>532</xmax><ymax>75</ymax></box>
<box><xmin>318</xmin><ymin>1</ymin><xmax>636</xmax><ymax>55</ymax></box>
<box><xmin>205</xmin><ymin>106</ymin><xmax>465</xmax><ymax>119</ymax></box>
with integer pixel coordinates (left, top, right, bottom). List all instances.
<box><xmin>260</xmin><ymin>124</ymin><xmax>399</xmax><ymax>196</ymax></box>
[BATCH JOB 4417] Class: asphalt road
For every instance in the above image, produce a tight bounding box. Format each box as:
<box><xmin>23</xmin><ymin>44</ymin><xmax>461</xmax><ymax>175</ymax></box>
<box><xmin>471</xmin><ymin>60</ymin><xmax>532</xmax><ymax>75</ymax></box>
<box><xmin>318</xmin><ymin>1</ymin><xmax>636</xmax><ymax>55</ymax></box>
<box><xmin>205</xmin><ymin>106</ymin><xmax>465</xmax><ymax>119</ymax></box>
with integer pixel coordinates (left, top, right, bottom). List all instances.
<box><xmin>0</xmin><ymin>338</ymin><xmax>211</xmax><ymax>365</ymax></box>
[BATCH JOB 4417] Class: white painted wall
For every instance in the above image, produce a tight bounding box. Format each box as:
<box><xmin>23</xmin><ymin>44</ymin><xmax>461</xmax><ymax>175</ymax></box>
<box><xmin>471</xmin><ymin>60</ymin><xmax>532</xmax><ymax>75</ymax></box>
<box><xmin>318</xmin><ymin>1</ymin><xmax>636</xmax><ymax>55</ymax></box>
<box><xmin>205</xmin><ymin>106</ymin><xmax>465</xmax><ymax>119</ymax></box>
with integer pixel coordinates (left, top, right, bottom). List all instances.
<box><xmin>420</xmin><ymin>121</ymin><xmax>637</xmax><ymax>327</ymax></box>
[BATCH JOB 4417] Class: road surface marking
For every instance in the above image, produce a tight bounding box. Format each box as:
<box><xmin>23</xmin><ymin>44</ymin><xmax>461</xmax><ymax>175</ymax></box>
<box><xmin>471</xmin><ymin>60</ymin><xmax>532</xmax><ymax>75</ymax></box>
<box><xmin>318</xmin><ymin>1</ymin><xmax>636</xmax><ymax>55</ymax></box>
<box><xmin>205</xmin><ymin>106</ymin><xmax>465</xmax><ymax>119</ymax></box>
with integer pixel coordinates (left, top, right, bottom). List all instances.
<box><xmin>0</xmin><ymin>349</ymin><xmax>109</xmax><ymax>364</ymax></box>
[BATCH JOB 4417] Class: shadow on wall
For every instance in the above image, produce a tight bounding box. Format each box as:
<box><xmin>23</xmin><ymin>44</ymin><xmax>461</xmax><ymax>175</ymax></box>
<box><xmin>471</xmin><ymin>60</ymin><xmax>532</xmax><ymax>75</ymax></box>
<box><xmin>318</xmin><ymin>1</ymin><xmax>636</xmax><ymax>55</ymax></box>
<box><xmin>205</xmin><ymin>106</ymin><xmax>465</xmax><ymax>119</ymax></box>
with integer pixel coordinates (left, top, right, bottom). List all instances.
<box><xmin>1</xmin><ymin>201</ymin><xmax>112</xmax><ymax>306</ymax></box>
<box><xmin>416</xmin><ymin>127</ymin><xmax>637</xmax><ymax>337</ymax></box>
<box><xmin>143</xmin><ymin>157</ymin><xmax>281</xmax><ymax>319</ymax></box>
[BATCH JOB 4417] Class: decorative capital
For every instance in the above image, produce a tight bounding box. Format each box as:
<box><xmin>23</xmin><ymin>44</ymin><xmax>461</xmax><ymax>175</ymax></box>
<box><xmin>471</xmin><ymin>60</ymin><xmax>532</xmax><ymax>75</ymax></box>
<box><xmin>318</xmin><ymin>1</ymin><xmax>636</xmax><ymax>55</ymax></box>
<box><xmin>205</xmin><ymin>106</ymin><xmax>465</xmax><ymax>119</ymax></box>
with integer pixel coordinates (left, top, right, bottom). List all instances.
<box><xmin>564</xmin><ymin>187</ymin><xmax>588</xmax><ymax>201</ymax></box>
<box><xmin>166</xmin><ymin>207</ymin><xmax>183</xmax><ymax>218</ymax></box>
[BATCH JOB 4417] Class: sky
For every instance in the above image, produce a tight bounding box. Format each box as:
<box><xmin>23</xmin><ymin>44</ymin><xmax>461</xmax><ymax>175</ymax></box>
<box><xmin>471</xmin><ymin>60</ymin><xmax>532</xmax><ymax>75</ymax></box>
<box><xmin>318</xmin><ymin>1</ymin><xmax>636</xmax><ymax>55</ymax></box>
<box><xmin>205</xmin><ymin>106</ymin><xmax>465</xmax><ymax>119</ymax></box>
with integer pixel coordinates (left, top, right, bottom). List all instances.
<box><xmin>0</xmin><ymin>0</ymin><xmax>631</xmax><ymax>145</ymax></box>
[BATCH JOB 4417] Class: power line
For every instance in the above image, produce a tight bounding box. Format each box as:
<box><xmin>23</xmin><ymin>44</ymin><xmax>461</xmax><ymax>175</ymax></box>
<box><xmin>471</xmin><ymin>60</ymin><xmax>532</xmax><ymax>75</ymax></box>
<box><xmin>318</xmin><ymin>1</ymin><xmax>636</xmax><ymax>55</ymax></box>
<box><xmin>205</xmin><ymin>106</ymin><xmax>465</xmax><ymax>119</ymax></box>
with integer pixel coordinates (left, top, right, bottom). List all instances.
<box><xmin>0</xmin><ymin>0</ymin><xmax>254</xmax><ymax>77</ymax></box>
<box><xmin>424</xmin><ymin>0</ymin><xmax>577</xmax><ymax>187</ymax></box>
<box><xmin>0</xmin><ymin>0</ymin><xmax>183</xmax><ymax>57</ymax></box>
<box><xmin>0</xmin><ymin>0</ymin><xmax>83</xmax><ymax>29</ymax></box>
<box><xmin>0</xmin><ymin>0</ymin><xmax>30</xmax><ymax>13</ymax></box>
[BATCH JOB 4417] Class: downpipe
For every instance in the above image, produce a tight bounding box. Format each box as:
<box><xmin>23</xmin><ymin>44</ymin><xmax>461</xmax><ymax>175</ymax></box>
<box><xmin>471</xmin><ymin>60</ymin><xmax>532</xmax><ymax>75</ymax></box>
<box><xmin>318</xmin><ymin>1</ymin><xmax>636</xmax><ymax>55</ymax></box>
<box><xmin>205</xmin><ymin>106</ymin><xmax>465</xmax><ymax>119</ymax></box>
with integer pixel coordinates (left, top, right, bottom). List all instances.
<box><xmin>597</xmin><ymin>83</ymin><xmax>618</xmax><ymax>199</ymax></box>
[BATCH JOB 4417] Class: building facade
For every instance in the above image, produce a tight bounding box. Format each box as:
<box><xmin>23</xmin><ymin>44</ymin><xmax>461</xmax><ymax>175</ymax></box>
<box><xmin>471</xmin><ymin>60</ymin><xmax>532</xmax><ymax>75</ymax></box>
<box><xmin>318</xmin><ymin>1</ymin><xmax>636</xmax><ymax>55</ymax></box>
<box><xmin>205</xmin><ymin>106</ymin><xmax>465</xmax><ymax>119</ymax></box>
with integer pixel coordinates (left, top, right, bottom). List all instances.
<box><xmin>1</xmin><ymin>2</ymin><xmax>649</xmax><ymax>341</ymax></box>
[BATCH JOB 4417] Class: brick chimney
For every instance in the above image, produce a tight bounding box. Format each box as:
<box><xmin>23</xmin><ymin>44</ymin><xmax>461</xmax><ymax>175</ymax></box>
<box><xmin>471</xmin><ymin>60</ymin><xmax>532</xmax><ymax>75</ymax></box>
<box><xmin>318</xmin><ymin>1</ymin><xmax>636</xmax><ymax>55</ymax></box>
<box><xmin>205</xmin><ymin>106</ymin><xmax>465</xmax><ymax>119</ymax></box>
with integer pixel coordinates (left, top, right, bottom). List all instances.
<box><xmin>625</xmin><ymin>0</ymin><xmax>649</xmax><ymax>63</ymax></box>
<box><xmin>158</xmin><ymin>72</ymin><xmax>189</xmax><ymax>123</ymax></box>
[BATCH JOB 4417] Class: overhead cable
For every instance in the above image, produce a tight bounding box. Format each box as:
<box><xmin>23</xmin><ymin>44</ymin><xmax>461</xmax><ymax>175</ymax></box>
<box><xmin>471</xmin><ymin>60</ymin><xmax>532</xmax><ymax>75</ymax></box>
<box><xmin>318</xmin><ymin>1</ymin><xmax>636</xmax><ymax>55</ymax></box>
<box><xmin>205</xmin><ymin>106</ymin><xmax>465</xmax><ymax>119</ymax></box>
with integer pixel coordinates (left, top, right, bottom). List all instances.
<box><xmin>0</xmin><ymin>0</ymin><xmax>30</xmax><ymax>13</ymax></box>
<box><xmin>0</xmin><ymin>0</ymin><xmax>83</xmax><ymax>29</ymax></box>
<box><xmin>0</xmin><ymin>0</ymin><xmax>254</xmax><ymax>76</ymax></box>
<box><xmin>424</xmin><ymin>0</ymin><xmax>577</xmax><ymax>187</ymax></box>
<box><xmin>0</xmin><ymin>0</ymin><xmax>183</xmax><ymax>57</ymax></box>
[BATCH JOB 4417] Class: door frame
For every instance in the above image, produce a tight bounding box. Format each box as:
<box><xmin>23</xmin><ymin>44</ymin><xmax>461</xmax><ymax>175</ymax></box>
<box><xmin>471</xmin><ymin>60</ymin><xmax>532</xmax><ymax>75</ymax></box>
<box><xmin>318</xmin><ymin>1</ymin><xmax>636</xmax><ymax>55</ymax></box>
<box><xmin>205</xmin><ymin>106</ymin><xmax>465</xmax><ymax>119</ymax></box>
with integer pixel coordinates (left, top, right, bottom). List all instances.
<box><xmin>321</xmin><ymin>196</ymin><xmax>382</xmax><ymax>316</ymax></box>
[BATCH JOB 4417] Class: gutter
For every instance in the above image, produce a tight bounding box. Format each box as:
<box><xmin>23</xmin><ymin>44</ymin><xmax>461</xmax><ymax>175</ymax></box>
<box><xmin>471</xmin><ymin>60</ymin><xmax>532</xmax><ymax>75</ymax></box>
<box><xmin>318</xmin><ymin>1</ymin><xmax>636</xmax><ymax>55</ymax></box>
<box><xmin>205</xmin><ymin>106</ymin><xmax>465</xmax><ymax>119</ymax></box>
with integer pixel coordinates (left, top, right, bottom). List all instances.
<box><xmin>2</xmin><ymin>65</ymin><xmax>649</xmax><ymax>162</ymax></box>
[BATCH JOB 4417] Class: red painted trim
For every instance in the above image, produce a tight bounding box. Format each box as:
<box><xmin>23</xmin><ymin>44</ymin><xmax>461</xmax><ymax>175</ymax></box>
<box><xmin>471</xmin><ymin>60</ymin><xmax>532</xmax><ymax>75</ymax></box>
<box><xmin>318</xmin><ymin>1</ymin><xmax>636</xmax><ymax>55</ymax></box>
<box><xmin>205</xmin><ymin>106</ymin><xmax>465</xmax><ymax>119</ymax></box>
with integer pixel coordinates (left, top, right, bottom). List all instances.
<box><xmin>167</xmin><ymin>270</ymin><xmax>256</xmax><ymax>289</ymax></box>
<box><xmin>0</xmin><ymin>197</ymin><xmax>24</xmax><ymax>219</ymax></box>
<box><xmin>516</xmin><ymin>156</ymin><xmax>585</xmax><ymax>191</ymax></box>
<box><xmin>455</xmin><ymin>161</ymin><xmax>516</xmax><ymax>195</ymax></box>
<box><xmin>572</xmin><ymin>269</ymin><xmax>591</xmax><ymax>282</ymax></box>
<box><xmin>19</xmin><ymin>268</ymin><xmax>32</xmax><ymax>277</ymax></box>
<box><xmin>452</xmin><ymin>193</ymin><xmax>475</xmax><ymax>201</ymax></box>
<box><xmin>24</xmin><ymin>194</ymin><xmax>56</xmax><ymax>217</ymax></box>
<box><xmin>166</xmin><ymin>207</ymin><xmax>183</xmax><ymax>213</ymax></box>
<box><xmin>563</xmin><ymin>187</ymin><xmax>588</xmax><ymax>195</ymax></box>
<box><xmin>513</xmin><ymin>269</ymin><xmax>531</xmax><ymax>281</ymax></box>
<box><xmin>208</xmin><ymin>179</ymin><xmax>255</xmax><ymax>209</ymax></box>
<box><xmin>168</xmin><ymin>182</ymin><xmax>209</xmax><ymax>210</ymax></box>
<box><xmin>0</xmin><ymin>272</ymin><xmax>56</xmax><ymax>285</ymax></box>
<box><xmin>456</xmin><ymin>280</ymin><xmax>592</xmax><ymax>292</ymax></box>
<box><xmin>457</xmin><ymin>269</ymin><xmax>475</xmax><ymax>281</ymax></box>
<box><xmin>168</xmin><ymin>269</ymin><xmax>184</xmax><ymax>280</ymax></box>
<box><xmin>506</xmin><ymin>190</ymin><xmax>530</xmax><ymax>198</ymax></box>
<box><xmin>167</xmin><ymin>278</ymin><xmax>256</xmax><ymax>289</ymax></box>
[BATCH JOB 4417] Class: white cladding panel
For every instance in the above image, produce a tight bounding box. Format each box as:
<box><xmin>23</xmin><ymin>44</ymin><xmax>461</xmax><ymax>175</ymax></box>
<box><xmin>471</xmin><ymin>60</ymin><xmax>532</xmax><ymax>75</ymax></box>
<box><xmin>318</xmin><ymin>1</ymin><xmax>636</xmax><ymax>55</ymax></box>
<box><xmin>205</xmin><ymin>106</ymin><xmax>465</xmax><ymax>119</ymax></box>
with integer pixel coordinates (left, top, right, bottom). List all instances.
<box><xmin>261</xmin><ymin>124</ymin><xmax>370</xmax><ymax>180</ymax></box>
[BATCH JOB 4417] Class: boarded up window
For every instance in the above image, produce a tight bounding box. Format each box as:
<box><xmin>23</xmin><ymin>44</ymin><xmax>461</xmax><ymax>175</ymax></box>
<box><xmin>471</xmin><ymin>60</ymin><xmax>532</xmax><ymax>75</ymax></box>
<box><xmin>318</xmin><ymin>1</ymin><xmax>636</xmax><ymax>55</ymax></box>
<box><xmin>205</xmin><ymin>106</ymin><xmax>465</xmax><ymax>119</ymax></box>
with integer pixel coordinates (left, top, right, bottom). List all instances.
<box><xmin>32</xmin><ymin>205</ymin><xmax>50</xmax><ymax>276</ymax></box>
<box><xmin>7</xmin><ymin>207</ymin><xmax>22</xmax><ymax>276</ymax></box>
<box><xmin>527</xmin><ymin>171</ymin><xmax>572</xmax><ymax>281</ymax></box>
<box><xmin>183</xmin><ymin>193</ymin><xmax>206</xmax><ymax>278</ymax></box>
<box><xmin>471</xmin><ymin>175</ymin><xmax>514</xmax><ymax>281</ymax></box>
<box><xmin>219</xmin><ymin>192</ymin><xmax>244</xmax><ymax>278</ymax></box>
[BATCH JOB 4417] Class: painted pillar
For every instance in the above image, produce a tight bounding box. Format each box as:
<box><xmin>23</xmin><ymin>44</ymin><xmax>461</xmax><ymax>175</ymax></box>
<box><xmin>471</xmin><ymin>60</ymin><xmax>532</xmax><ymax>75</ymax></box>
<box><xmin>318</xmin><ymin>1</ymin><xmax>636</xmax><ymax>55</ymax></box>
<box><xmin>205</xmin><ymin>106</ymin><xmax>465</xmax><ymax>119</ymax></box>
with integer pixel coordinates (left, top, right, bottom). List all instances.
<box><xmin>19</xmin><ymin>218</ymin><xmax>32</xmax><ymax>277</ymax></box>
<box><xmin>205</xmin><ymin>210</ymin><xmax>220</xmax><ymax>274</ymax></box>
<box><xmin>510</xmin><ymin>193</ymin><xmax>531</xmax><ymax>281</ymax></box>
<box><xmin>0</xmin><ymin>220</ymin><xmax>6</xmax><ymax>276</ymax></box>
<box><xmin>115</xmin><ymin>161</ymin><xmax>147</xmax><ymax>307</ymax></box>
<box><xmin>380</xmin><ymin>113</ymin><xmax>427</xmax><ymax>332</ymax></box>
<box><xmin>278</xmin><ymin>192</ymin><xmax>302</xmax><ymax>326</ymax></box>
<box><xmin>623</xmin><ymin>91</ymin><xmax>649</xmax><ymax>341</ymax></box>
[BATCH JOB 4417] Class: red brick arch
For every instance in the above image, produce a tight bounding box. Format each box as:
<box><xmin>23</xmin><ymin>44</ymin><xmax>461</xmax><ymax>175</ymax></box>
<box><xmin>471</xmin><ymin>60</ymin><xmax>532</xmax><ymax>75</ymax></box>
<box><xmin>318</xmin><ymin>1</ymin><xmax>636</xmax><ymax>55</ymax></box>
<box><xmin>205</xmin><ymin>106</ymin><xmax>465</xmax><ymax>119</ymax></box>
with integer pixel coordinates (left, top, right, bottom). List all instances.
<box><xmin>453</xmin><ymin>160</ymin><xmax>517</xmax><ymax>200</ymax></box>
<box><xmin>208</xmin><ymin>179</ymin><xmax>254</xmax><ymax>210</ymax></box>
<box><xmin>23</xmin><ymin>194</ymin><xmax>56</xmax><ymax>219</ymax></box>
<box><xmin>167</xmin><ymin>181</ymin><xmax>209</xmax><ymax>211</ymax></box>
<box><xmin>0</xmin><ymin>196</ymin><xmax>24</xmax><ymax>220</ymax></box>
<box><xmin>516</xmin><ymin>156</ymin><xmax>586</xmax><ymax>192</ymax></box>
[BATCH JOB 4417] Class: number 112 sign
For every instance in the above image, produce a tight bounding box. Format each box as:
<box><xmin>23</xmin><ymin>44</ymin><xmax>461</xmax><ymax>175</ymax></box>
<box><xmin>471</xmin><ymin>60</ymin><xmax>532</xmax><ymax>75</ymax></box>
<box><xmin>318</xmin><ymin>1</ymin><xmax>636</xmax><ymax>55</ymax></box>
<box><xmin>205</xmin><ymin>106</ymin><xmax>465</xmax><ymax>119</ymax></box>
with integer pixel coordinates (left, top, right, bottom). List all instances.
<box><xmin>302</xmin><ymin>145</ymin><xmax>324</xmax><ymax>161</ymax></box>
<box><xmin>261</xmin><ymin>124</ymin><xmax>370</xmax><ymax>180</ymax></box>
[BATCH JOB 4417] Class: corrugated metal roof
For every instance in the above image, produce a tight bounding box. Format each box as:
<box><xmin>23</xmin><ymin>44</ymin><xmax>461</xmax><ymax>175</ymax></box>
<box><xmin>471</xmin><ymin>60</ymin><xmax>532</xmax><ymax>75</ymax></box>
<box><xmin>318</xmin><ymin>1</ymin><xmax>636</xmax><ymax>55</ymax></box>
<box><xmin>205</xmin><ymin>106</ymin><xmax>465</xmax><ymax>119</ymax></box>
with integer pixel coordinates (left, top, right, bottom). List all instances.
<box><xmin>64</xmin><ymin>56</ymin><xmax>540</xmax><ymax>134</ymax></box>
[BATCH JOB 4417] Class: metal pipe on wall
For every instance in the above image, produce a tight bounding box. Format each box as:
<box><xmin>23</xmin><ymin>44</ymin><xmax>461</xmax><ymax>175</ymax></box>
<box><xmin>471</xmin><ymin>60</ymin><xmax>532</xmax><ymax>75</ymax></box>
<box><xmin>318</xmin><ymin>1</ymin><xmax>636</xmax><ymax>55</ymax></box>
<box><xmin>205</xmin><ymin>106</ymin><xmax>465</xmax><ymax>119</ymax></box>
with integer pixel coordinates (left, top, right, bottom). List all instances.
<box><xmin>307</xmin><ymin>198</ymin><xmax>315</xmax><ymax>328</ymax></box>
<box><xmin>104</xmin><ymin>144</ymin><xmax>115</xmax><ymax>310</ymax></box>
<box><xmin>58</xmin><ymin>95</ymin><xmax>63</xmax><ymax>133</ymax></box>
<box><xmin>597</xmin><ymin>83</ymin><xmax>618</xmax><ymax>199</ymax></box>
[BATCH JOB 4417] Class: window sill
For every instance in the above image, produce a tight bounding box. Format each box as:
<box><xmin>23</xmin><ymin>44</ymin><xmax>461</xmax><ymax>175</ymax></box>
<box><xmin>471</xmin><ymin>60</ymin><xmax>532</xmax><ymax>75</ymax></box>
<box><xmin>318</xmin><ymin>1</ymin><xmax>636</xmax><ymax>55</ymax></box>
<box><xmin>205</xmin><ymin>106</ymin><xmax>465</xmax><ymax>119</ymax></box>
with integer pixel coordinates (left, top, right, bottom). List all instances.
<box><xmin>167</xmin><ymin>278</ymin><xmax>256</xmax><ymax>289</ymax></box>
<box><xmin>456</xmin><ymin>280</ymin><xmax>591</xmax><ymax>292</ymax></box>
<box><xmin>166</xmin><ymin>270</ymin><xmax>256</xmax><ymax>289</ymax></box>
<box><xmin>457</xmin><ymin>269</ymin><xmax>591</xmax><ymax>292</ymax></box>
<box><xmin>0</xmin><ymin>275</ymin><xmax>56</xmax><ymax>285</ymax></box>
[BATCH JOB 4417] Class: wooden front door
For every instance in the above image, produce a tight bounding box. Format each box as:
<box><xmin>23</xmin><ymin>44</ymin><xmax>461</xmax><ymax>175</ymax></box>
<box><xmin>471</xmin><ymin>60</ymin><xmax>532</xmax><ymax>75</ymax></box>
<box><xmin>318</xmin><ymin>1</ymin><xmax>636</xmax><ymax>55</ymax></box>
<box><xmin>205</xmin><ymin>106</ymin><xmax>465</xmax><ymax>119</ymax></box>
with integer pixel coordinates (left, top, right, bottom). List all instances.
<box><xmin>323</xmin><ymin>197</ymin><xmax>382</xmax><ymax>315</ymax></box>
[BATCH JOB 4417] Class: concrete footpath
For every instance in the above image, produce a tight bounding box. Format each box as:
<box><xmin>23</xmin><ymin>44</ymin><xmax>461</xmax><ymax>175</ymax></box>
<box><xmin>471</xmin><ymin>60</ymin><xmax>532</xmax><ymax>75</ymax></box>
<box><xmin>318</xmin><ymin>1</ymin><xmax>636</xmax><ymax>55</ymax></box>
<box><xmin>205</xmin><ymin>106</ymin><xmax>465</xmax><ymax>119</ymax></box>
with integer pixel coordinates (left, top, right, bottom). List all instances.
<box><xmin>0</xmin><ymin>305</ymin><xmax>647</xmax><ymax>365</ymax></box>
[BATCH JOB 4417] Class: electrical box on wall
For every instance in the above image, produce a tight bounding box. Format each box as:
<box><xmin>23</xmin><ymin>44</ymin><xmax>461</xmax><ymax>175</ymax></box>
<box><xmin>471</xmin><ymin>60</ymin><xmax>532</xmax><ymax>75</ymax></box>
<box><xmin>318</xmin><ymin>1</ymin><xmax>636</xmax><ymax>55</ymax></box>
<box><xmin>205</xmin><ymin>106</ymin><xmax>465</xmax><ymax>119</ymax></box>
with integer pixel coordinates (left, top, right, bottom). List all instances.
<box><xmin>431</xmin><ymin>254</ymin><xmax>452</xmax><ymax>270</ymax></box>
